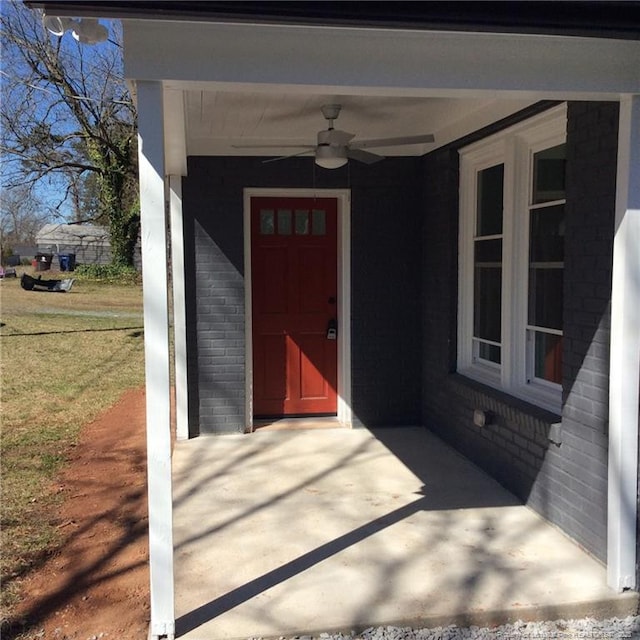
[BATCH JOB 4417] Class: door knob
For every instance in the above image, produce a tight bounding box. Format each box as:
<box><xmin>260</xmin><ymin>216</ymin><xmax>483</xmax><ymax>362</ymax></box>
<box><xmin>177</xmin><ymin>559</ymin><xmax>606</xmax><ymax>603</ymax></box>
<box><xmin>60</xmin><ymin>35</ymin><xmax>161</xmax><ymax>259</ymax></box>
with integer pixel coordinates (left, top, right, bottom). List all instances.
<box><xmin>326</xmin><ymin>318</ymin><xmax>337</xmax><ymax>340</ymax></box>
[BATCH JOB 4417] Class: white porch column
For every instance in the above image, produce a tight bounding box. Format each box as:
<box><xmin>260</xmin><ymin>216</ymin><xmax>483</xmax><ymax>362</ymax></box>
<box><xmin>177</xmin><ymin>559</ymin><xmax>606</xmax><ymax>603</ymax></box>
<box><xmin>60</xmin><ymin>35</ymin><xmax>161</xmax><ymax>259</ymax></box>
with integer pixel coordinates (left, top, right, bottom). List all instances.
<box><xmin>608</xmin><ymin>94</ymin><xmax>640</xmax><ymax>592</ymax></box>
<box><xmin>169</xmin><ymin>175</ymin><xmax>189</xmax><ymax>440</ymax></box>
<box><xmin>138</xmin><ymin>81</ymin><xmax>175</xmax><ymax>638</ymax></box>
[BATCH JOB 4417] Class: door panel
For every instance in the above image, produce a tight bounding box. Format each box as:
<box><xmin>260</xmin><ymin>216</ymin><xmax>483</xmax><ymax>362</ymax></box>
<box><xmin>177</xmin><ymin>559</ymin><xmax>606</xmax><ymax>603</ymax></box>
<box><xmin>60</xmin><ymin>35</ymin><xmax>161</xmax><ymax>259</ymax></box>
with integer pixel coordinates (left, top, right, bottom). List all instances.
<box><xmin>261</xmin><ymin>246</ymin><xmax>289</xmax><ymax>313</ymax></box>
<box><xmin>298</xmin><ymin>332</ymin><xmax>333</xmax><ymax>399</ymax></box>
<box><xmin>261</xmin><ymin>334</ymin><xmax>288</xmax><ymax>400</ymax></box>
<box><xmin>297</xmin><ymin>247</ymin><xmax>328</xmax><ymax>313</ymax></box>
<box><xmin>252</xmin><ymin>197</ymin><xmax>338</xmax><ymax>417</ymax></box>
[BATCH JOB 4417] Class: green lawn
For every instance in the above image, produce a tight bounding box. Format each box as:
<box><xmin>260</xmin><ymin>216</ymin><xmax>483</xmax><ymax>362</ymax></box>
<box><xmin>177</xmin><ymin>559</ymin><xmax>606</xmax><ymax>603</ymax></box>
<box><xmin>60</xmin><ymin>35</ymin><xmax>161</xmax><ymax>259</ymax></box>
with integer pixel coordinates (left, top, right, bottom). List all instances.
<box><xmin>0</xmin><ymin>271</ymin><xmax>146</xmax><ymax>619</ymax></box>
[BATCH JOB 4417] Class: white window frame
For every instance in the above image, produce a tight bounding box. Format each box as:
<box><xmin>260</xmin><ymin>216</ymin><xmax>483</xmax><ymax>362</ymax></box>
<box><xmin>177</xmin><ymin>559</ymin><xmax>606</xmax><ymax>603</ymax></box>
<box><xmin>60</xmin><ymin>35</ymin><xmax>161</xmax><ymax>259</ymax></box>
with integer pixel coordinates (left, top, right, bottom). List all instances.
<box><xmin>458</xmin><ymin>104</ymin><xmax>567</xmax><ymax>414</ymax></box>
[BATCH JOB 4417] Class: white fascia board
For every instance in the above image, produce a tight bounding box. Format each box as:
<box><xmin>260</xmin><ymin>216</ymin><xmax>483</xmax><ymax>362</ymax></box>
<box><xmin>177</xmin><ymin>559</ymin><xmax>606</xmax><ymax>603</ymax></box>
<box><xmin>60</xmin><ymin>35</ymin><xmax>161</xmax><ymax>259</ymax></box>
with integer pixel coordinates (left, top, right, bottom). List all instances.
<box><xmin>123</xmin><ymin>20</ymin><xmax>640</xmax><ymax>98</ymax></box>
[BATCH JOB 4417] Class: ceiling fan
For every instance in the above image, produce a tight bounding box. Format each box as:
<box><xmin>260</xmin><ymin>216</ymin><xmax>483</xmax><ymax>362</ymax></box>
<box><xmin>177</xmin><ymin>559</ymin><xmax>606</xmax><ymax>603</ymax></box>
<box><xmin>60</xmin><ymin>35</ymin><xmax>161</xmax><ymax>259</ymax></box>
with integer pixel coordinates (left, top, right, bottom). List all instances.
<box><xmin>232</xmin><ymin>104</ymin><xmax>435</xmax><ymax>169</ymax></box>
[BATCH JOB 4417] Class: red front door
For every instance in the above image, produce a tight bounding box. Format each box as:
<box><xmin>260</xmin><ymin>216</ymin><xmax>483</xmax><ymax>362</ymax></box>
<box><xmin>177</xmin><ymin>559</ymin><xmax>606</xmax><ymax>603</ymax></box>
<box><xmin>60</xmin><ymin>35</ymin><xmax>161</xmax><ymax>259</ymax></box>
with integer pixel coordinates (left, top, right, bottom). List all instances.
<box><xmin>251</xmin><ymin>196</ymin><xmax>338</xmax><ymax>417</ymax></box>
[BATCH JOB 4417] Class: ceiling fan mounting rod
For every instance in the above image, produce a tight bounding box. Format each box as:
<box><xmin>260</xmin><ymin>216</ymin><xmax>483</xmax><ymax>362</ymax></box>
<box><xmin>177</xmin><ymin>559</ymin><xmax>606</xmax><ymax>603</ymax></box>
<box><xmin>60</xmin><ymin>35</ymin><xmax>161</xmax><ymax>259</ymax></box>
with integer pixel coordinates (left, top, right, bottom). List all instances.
<box><xmin>321</xmin><ymin>104</ymin><xmax>342</xmax><ymax>124</ymax></box>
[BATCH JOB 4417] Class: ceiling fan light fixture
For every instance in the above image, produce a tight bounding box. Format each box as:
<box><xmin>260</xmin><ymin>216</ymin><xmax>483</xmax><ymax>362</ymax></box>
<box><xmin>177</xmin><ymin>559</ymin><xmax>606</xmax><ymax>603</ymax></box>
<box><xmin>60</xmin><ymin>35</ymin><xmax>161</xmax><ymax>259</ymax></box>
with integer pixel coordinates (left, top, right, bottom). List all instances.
<box><xmin>72</xmin><ymin>18</ymin><xmax>108</xmax><ymax>44</ymax></box>
<box><xmin>315</xmin><ymin>145</ymin><xmax>347</xmax><ymax>169</ymax></box>
<box><xmin>43</xmin><ymin>14</ymin><xmax>78</xmax><ymax>36</ymax></box>
<box><xmin>43</xmin><ymin>13</ymin><xmax>108</xmax><ymax>44</ymax></box>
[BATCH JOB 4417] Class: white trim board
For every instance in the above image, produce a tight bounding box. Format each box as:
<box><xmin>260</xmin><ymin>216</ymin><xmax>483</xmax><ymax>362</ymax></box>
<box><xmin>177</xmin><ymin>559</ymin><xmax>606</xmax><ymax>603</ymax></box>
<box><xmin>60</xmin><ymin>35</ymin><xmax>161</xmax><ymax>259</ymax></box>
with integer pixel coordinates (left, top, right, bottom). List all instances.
<box><xmin>243</xmin><ymin>188</ymin><xmax>352</xmax><ymax>430</ymax></box>
<box><xmin>169</xmin><ymin>175</ymin><xmax>189</xmax><ymax>441</ymax></box>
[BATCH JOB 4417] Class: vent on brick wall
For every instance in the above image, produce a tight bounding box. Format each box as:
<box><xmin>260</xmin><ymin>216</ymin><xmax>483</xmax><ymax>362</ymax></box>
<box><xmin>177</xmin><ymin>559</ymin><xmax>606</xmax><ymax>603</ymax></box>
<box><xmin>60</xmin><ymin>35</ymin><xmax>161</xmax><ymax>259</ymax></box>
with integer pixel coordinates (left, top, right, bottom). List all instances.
<box><xmin>548</xmin><ymin>422</ymin><xmax>562</xmax><ymax>445</ymax></box>
<box><xmin>473</xmin><ymin>409</ymin><xmax>494</xmax><ymax>427</ymax></box>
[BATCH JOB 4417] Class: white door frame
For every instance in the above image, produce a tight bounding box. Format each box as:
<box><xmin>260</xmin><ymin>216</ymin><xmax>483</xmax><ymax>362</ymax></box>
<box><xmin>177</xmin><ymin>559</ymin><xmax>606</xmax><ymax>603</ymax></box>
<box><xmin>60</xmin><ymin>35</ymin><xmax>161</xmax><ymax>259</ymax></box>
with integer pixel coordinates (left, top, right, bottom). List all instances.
<box><xmin>243</xmin><ymin>187</ymin><xmax>352</xmax><ymax>429</ymax></box>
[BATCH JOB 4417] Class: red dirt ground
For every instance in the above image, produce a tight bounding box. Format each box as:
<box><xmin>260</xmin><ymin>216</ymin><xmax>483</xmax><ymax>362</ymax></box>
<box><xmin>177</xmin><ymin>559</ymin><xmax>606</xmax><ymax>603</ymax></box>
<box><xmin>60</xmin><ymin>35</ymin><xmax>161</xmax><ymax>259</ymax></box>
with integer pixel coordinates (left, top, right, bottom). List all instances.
<box><xmin>10</xmin><ymin>388</ymin><xmax>151</xmax><ymax>640</ymax></box>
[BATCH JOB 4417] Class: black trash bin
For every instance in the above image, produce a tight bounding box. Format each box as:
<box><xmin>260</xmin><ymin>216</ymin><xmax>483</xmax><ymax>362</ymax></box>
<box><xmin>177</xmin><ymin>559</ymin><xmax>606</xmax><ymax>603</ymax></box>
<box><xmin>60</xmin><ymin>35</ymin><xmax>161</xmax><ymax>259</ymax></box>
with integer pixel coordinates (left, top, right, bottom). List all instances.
<box><xmin>58</xmin><ymin>253</ymin><xmax>76</xmax><ymax>272</ymax></box>
<box><xmin>35</xmin><ymin>252</ymin><xmax>53</xmax><ymax>271</ymax></box>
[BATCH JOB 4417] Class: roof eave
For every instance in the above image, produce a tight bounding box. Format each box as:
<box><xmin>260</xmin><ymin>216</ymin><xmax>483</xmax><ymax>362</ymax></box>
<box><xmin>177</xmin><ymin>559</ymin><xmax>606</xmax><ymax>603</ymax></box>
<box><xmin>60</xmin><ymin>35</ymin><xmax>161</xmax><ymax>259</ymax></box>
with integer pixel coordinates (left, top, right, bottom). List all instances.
<box><xmin>24</xmin><ymin>1</ymin><xmax>640</xmax><ymax>40</ymax></box>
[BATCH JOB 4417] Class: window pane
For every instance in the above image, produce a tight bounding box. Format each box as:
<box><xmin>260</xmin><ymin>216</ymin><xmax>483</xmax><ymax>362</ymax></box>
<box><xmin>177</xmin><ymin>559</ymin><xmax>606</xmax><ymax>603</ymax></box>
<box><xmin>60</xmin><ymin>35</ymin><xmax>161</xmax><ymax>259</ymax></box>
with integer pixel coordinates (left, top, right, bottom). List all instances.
<box><xmin>295</xmin><ymin>210</ymin><xmax>309</xmax><ymax>235</ymax></box>
<box><xmin>533</xmin><ymin>144</ymin><xmax>566</xmax><ymax>204</ymax></box>
<box><xmin>475</xmin><ymin>238</ymin><xmax>502</xmax><ymax>264</ymax></box>
<box><xmin>277</xmin><ymin>209</ymin><xmax>292</xmax><ymax>235</ymax></box>
<box><xmin>474</xmin><ymin>266</ymin><xmax>502</xmax><ymax>343</ymax></box>
<box><xmin>528</xmin><ymin>268</ymin><xmax>563</xmax><ymax>330</ymax></box>
<box><xmin>478</xmin><ymin>342</ymin><xmax>501</xmax><ymax>364</ymax></box>
<box><xmin>533</xmin><ymin>332</ymin><xmax>562</xmax><ymax>384</ymax></box>
<box><xmin>477</xmin><ymin>164</ymin><xmax>504</xmax><ymax>236</ymax></box>
<box><xmin>530</xmin><ymin>205</ymin><xmax>564</xmax><ymax>263</ymax></box>
<box><xmin>312</xmin><ymin>209</ymin><xmax>326</xmax><ymax>235</ymax></box>
<box><xmin>260</xmin><ymin>209</ymin><xmax>274</xmax><ymax>235</ymax></box>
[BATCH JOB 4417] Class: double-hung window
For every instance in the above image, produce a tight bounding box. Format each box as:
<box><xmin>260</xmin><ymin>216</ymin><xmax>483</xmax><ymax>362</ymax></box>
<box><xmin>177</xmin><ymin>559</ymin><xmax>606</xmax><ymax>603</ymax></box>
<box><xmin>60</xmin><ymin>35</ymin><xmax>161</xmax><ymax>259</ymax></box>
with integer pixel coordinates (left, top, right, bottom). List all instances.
<box><xmin>458</xmin><ymin>105</ymin><xmax>567</xmax><ymax>413</ymax></box>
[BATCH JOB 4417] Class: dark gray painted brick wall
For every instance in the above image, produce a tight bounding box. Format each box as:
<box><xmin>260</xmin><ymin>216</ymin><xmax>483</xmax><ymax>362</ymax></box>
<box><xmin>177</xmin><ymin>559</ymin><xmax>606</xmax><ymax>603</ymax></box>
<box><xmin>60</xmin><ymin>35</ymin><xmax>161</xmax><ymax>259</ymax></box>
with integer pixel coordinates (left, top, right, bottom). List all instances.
<box><xmin>182</xmin><ymin>156</ymin><xmax>423</xmax><ymax>433</ymax></box>
<box><xmin>550</xmin><ymin>101</ymin><xmax>618</xmax><ymax>559</ymax></box>
<box><xmin>348</xmin><ymin>162</ymin><xmax>423</xmax><ymax>427</ymax></box>
<box><xmin>183</xmin><ymin>158</ymin><xmax>247</xmax><ymax>434</ymax></box>
<box><xmin>421</xmin><ymin>102</ymin><xmax>619</xmax><ymax>561</ymax></box>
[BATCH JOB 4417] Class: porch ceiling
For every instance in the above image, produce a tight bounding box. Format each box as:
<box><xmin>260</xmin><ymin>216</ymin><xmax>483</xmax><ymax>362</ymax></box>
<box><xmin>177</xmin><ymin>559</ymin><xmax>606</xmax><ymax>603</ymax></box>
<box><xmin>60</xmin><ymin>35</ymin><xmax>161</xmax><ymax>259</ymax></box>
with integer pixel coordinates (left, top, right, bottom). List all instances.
<box><xmin>171</xmin><ymin>87</ymin><xmax>537</xmax><ymax>165</ymax></box>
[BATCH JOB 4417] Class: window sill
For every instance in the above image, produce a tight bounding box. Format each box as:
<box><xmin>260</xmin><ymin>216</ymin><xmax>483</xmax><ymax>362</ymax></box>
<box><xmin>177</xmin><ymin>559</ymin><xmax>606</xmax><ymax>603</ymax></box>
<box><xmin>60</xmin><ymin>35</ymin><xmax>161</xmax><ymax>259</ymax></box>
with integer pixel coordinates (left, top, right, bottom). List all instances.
<box><xmin>450</xmin><ymin>371</ymin><xmax>562</xmax><ymax>427</ymax></box>
<box><xmin>511</xmin><ymin>381</ymin><xmax>562</xmax><ymax>416</ymax></box>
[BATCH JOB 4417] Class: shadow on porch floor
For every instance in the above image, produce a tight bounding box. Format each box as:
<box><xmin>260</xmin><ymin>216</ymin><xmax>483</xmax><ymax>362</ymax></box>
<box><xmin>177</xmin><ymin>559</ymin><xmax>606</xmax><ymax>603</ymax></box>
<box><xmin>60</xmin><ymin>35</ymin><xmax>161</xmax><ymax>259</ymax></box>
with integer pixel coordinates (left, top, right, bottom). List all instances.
<box><xmin>172</xmin><ymin>427</ymin><xmax>637</xmax><ymax>639</ymax></box>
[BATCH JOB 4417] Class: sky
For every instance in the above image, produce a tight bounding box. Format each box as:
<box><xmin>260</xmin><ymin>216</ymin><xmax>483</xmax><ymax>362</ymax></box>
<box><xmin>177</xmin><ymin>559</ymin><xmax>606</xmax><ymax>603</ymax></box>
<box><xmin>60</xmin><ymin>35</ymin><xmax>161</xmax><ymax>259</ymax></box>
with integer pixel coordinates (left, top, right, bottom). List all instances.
<box><xmin>1</xmin><ymin>1</ymin><xmax>129</xmax><ymax>228</ymax></box>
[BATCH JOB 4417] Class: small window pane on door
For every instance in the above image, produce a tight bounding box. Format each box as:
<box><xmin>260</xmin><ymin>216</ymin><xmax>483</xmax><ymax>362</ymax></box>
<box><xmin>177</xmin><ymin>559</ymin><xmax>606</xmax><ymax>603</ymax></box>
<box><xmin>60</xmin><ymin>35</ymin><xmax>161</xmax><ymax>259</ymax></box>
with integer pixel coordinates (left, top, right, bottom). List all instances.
<box><xmin>260</xmin><ymin>209</ymin><xmax>275</xmax><ymax>235</ymax></box>
<box><xmin>277</xmin><ymin>209</ymin><xmax>292</xmax><ymax>235</ymax></box>
<box><xmin>295</xmin><ymin>210</ymin><xmax>309</xmax><ymax>235</ymax></box>
<box><xmin>312</xmin><ymin>209</ymin><xmax>326</xmax><ymax>235</ymax></box>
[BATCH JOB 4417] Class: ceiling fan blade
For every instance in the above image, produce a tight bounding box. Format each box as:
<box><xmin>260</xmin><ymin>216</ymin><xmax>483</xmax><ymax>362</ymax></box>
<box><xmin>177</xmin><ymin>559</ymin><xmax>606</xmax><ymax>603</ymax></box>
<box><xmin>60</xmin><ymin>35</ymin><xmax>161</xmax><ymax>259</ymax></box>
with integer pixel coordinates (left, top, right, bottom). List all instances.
<box><xmin>347</xmin><ymin>148</ymin><xmax>385</xmax><ymax>165</ymax></box>
<box><xmin>261</xmin><ymin>149</ymin><xmax>315</xmax><ymax>163</ymax></box>
<box><xmin>327</xmin><ymin>129</ymin><xmax>355</xmax><ymax>146</ymax></box>
<box><xmin>351</xmin><ymin>133</ymin><xmax>435</xmax><ymax>149</ymax></box>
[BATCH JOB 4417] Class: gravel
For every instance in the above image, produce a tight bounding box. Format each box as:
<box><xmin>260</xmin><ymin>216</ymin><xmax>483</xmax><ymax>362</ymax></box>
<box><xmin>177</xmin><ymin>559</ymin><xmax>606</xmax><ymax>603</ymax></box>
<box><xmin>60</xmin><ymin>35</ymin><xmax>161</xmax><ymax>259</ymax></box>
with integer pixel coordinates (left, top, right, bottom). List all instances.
<box><xmin>266</xmin><ymin>616</ymin><xmax>640</xmax><ymax>640</ymax></box>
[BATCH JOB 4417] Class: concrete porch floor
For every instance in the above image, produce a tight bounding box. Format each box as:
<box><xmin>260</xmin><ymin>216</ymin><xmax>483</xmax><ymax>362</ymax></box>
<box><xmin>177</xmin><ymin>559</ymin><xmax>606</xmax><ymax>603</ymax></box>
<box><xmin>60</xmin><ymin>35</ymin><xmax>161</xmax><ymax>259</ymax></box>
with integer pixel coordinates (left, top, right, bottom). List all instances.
<box><xmin>172</xmin><ymin>427</ymin><xmax>637</xmax><ymax>640</ymax></box>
